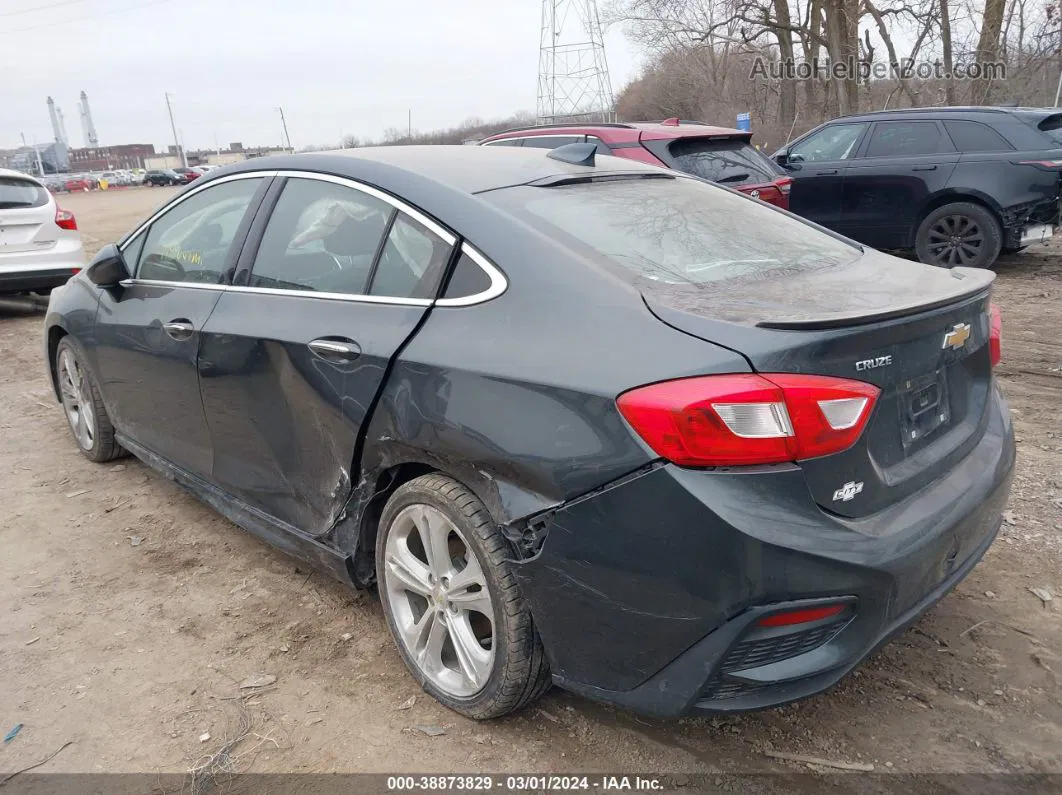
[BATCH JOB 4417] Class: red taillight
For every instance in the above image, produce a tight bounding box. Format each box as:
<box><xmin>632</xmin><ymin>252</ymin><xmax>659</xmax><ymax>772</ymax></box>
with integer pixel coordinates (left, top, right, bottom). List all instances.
<box><xmin>616</xmin><ymin>373</ymin><xmax>879</xmax><ymax>467</ymax></box>
<box><xmin>774</xmin><ymin>176</ymin><xmax>793</xmax><ymax>194</ymax></box>
<box><xmin>55</xmin><ymin>207</ymin><xmax>77</xmax><ymax>231</ymax></box>
<box><xmin>989</xmin><ymin>303</ymin><xmax>1001</xmax><ymax>366</ymax></box>
<box><xmin>757</xmin><ymin>604</ymin><xmax>846</xmax><ymax>628</ymax></box>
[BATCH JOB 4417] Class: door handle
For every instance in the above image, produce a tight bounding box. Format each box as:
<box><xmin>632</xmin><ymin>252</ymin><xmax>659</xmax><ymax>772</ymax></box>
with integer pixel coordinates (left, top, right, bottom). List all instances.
<box><xmin>912</xmin><ymin>165</ymin><xmax>938</xmax><ymax>171</ymax></box>
<box><xmin>308</xmin><ymin>338</ymin><xmax>361</xmax><ymax>362</ymax></box>
<box><xmin>162</xmin><ymin>319</ymin><xmax>195</xmax><ymax>341</ymax></box>
<box><xmin>814</xmin><ymin>169</ymin><xmax>839</xmax><ymax>175</ymax></box>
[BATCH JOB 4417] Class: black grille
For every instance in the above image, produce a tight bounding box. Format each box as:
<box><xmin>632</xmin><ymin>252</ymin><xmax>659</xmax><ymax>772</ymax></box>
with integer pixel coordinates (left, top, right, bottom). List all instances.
<box><xmin>719</xmin><ymin>621</ymin><xmax>847</xmax><ymax>674</ymax></box>
<box><xmin>699</xmin><ymin>619</ymin><xmax>849</xmax><ymax>702</ymax></box>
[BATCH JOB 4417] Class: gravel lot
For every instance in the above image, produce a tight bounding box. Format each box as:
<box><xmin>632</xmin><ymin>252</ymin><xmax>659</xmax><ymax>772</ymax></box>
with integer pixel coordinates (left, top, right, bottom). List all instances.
<box><xmin>2</xmin><ymin>187</ymin><xmax>1060</xmax><ymax>782</ymax></box>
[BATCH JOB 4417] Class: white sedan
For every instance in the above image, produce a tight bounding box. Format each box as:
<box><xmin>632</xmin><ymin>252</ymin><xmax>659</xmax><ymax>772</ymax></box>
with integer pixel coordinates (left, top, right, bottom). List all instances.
<box><xmin>0</xmin><ymin>168</ymin><xmax>86</xmax><ymax>295</ymax></box>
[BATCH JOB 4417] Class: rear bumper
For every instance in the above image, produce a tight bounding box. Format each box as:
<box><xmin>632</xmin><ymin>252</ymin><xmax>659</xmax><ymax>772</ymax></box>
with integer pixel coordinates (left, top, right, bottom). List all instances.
<box><xmin>515</xmin><ymin>384</ymin><xmax>1015</xmax><ymax>717</ymax></box>
<box><xmin>0</xmin><ymin>265</ymin><xmax>81</xmax><ymax>294</ymax></box>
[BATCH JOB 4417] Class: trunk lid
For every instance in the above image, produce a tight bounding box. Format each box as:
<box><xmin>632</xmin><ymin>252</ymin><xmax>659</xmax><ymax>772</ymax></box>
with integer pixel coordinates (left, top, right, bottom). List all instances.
<box><xmin>0</xmin><ymin>176</ymin><xmax>56</xmax><ymax>255</ymax></box>
<box><xmin>643</xmin><ymin>250</ymin><xmax>996</xmax><ymax>518</ymax></box>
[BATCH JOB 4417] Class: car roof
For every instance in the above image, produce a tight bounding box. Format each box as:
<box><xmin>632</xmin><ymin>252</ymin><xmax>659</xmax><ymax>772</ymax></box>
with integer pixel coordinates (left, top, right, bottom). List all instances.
<box><xmin>217</xmin><ymin>144</ymin><xmax>667</xmax><ymax>195</ymax></box>
<box><xmin>482</xmin><ymin>120</ymin><xmax>747</xmax><ymax>141</ymax></box>
<box><xmin>0</xmin><ymin>168</ymin><xmax>44</xmax><ymax>185</ymax></box>
<box><xmin>834</xmin><ymin>105</ymin><xmax>1060</xmax><ymax>122</ymax></box>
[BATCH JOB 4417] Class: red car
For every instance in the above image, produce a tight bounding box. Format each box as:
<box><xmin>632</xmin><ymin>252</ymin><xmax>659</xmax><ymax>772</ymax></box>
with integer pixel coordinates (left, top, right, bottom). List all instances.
<box><xmin>172</xmin><ymin>167</ymin><xmax>202</xmax><ymax>183</ymax></box>
<box><xmin>480</xmin><ymin>118</ymin><xmax>793</xmax><ymax>209</ymax></box>
<box><xmin>62</xmin><ymin>177</ymin><xmax>93</xmax><ymax>192</ymax></box>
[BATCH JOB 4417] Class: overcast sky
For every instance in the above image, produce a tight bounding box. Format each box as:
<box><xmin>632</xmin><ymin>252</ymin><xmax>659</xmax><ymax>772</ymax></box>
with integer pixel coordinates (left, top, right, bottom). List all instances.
<box><xmin>2</xmin><ymin>0</ymin><xmax>643</xmax><ymax>152</ymax></box>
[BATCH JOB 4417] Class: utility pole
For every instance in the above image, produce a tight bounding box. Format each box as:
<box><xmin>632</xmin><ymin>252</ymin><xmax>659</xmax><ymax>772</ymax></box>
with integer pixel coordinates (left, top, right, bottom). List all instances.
<box><xmin>277</xmin><ymin>107</ymin><xmax>292</xmax><ymax>151</ymax></box>
<box><xmin>408</xmin><ymin>108</ymin><xmax>412</xmax><ymax>140</ymax></box>
<box><xmin>165</xmin><ymin>93</ymin><xmax>186</xmax><ymax>168</ymax></box>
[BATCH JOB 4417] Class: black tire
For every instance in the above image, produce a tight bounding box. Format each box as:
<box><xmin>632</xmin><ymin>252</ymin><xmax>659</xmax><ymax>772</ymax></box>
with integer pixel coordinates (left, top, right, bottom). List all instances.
<box><xmin>55</xmin><ymin>338</ymin><xmax>123</xmax><ymax>463</ymax></box>
<box><xmin>915</xmin><ymin>202</ymin><xmax>1001</xmax><ymax>268</ymax></box>
<box><xmin>375</xmin><ymin>473</ymin><xmax>551</xmax><ymax>719</ymax></box>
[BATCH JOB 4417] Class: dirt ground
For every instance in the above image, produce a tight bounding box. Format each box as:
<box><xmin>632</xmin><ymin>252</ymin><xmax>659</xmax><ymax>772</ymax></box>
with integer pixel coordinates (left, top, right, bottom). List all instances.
<box><xmin>1</xmin><ymin>187</ymin><xmax>1060</xmax><ymax>783</ymax></box>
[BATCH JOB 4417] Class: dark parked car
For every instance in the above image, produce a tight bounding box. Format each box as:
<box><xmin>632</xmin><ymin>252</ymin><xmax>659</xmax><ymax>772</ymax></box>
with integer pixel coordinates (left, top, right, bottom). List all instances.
<box><xmin>144</xmin><ymin>169</ymin><xmax>184</xmax><ymax>186</ymax></box>
<box><xmin>480</xmin><ymin>119</ymin><xmax>793</xmax><ymax>209</ymax></box>
<box><xmin>774</xmin><ymin>106</ymin><xmax>1062</xmax><ymax>268</ymax></box>
<box><xmin>43</xmin><ymin>145</ymin><xmax>1013</xmax><ymax>719</ymax></box>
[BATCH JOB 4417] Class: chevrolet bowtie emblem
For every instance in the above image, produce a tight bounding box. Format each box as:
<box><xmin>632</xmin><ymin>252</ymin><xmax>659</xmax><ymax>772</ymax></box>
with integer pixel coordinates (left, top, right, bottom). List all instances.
<box><xmin>942</xmin><ymin>323</ymin><xmax>971</xmax><ymax>350</ymax></box>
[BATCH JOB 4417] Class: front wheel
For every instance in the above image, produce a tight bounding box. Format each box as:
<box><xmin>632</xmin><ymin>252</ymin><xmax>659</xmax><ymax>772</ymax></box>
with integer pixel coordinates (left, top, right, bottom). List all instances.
<box><xmin>915</xmin><ymin>202</ymin><xmax>1001</xmax><ymax>268</ymax></box>
<box><xmin>55</xmin><ymin>338</ymin><xmax>123</xmax><ymax>462</ymax></box>
<box><xmin>375</xmin><ymin>474</ymin><xmax>551</xmax><ymax>719</ymax></box>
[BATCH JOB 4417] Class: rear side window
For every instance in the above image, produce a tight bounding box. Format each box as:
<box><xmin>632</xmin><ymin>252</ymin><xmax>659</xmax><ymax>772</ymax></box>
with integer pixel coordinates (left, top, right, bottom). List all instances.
<box><xmin>1035</xmin><ymin>113</ymin><xmax>1062</xmax><ymax>145</ymax></box>
<box><xmin>864</xmin><ymin>121</ymin><xmax>941</xmax><ymax>157</ymax></box>
<box><xmin>944</xmin><ymin>121</ymin><xmax>1013</xmax><ymax>152</ymax></box>
<box><xmin>0</xmin><ymin>177</ymin><xmax>49</xmax><ymax>209</ymax></box>
<box><xmin>369</xmin><ymin>213</ymin><xmax>453</xmax><ymax>299</ymax></box>
<box><xmin>486</xmin><ymin>176</ymin><xmax>859</xmax><ymax>287</ymax></box>
<box><xmin>668</xmin><ymin>138</ymin><xmax>779</xmax><ymax>185</ymax></box>
<box><xmin>443</xmin><ymin>251</ymin><xmax>492</xmax><ymax>298</ymax></box>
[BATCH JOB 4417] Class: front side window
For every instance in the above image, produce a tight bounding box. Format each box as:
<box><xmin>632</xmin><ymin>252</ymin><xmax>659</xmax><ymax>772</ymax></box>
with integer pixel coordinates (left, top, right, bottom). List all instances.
<box><xmin>137</xmin><ymin>177</ymin><xmax>263</xmax><ymax>283</ymax></box>
<box><xmin>864</xmin><ymin>121</ymin><xmax>941</xmax><ymax>158</ymax></box>
<box><xmin>789</xmin><ymin>123</ymin><xmax>868</xmax><ymax>163</ymax></box>
<box><xmin>486</xmin><ymin>175</ymin><xmax>860</xmax><ymax>287</ymax></box>
<box><xmin>369</xmin><ymin>213</ymin><xmax>453</xmax><ymax>299</ymax></box>
<box><xmin>248</xmin><ymin>177</ymin><xmax>393</xmax><ymax>295</ymax></box>
<box><xmin>521</xmin><ymin>136</ymin><xmax>583</xmax><ymax>149</ymax></box>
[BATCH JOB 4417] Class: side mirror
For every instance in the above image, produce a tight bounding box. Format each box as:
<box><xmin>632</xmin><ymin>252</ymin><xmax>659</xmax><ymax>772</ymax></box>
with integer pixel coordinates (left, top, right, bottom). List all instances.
<box><xmin>774</xmin><ymin>151</ymin><xmax>789</xmax><ymax>166</ymax></box>
<box><xmin>86</xmin><ymin>243</ymin><xmax>131</xmax><ymax>287</ymax></box>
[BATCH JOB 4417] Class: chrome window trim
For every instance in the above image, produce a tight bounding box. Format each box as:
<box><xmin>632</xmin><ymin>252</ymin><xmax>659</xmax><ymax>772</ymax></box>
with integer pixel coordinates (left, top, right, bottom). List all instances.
<box><xmin>272</xmin><ymin>170</ymin><xmax>456</xmax><ymax>246</ymax></box>
<box><xmin>483</xmin><ymin>134</ymin><xmax>587</xmax><ymax>147</ymax></box>
<box><xmin>434</xmin><ymin>243</ymin><xmax>508</xmax><ymax>307</ymax></box>
<box><xmin>224</xmin><ymin>284</ymin><xmax>434</xmax><ymax>306</ymax></box>
<box><xmin>113</xmin><ymin>170</ymin><xmax>505</xmax><ymax>308</ymax></box>
<box><xmin>118</xmin><ymin>171</ymin><xmax>275</xmax><ymax>253</ymax></box>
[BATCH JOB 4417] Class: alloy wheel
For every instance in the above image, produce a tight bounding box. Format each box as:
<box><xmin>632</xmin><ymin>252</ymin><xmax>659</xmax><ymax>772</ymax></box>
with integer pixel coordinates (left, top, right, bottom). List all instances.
<box><xmin>926</xmin><ymin>214</ymin><xmax>984</xmax><ymax>267</ymax></box>
<box><xmin>58</xmin><ymin>349</ymin><xmax>96</xmax><ymax>451</ymax></box>
<box><xmin>382</xmin><ymin>504</ymin><xmax>495</xmax><ymax>698</ymax></box>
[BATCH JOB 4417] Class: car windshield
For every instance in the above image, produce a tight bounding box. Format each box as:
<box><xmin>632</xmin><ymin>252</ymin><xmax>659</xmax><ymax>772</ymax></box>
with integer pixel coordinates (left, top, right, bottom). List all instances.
<box><xmin>0</xmin><ymin>176</ymin><xmax>48</xmax><ymax>209</ymax></box>
<box><xmin>486</xmin><ymin>175</ymin><xmax>860</xmax><ymax>286</ymax></box>
<box><xmin>668</xmin><ymin>138</ymin><xmax>780</xmax><ymax>185</ymax></box>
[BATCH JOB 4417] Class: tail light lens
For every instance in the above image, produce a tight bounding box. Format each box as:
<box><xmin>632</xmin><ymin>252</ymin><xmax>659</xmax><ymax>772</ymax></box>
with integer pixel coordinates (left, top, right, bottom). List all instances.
<box><xmin>774</xmin><ymin>176</ymin><xmax>793</xmax><ymax>194</ymax></box>
<box><xmin>55</xmin><ymin>208</ymin><xmax>77</xmax><ymax>231</ymax></box>
<box><xmin>616</xmin><ymin>373</ymin><xmax>879</xmax><ymax>467</ymax></box>
<box><xmin>757</xmin><ymin>604</ymin><xmax>846</xmax><ymax>628</ymax></box>
<box><xmin>989</xmin><ymin>303</ymin><xmax>1001</xmax><ymax>366</ymax></box>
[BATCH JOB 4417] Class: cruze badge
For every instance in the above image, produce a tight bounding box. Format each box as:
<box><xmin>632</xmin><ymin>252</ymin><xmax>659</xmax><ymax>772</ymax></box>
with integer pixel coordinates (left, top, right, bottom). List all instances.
<box><xmin>855</xmin><ymin>355</ymin><xmax>892</xmax><ymax>372</ymax></box>
<box><xmin>942</xmin><ymin>323</ymin><xmax>971</xmax><ymax>350</ymax></box>
<box><xmin>833</xmin><ymin>481</ymin><xmax>864</xmax><ymax>502</ymax></box>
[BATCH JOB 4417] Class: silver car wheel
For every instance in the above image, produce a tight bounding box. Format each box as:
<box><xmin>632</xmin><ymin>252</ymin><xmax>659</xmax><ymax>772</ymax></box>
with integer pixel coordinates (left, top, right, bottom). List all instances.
<box><xmin>58</xmin><ymin>348</ymin><xmax>95</xmax><ymax>451</ymax></box>
<box><xmin>382</xmin><ymin>503</ymin><xmax>495</xmax><ymax>698</ymax></box>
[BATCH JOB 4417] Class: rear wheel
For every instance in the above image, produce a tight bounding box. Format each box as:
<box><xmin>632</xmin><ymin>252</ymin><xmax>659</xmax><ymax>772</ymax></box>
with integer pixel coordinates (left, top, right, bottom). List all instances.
<box><xmin>56</xmin><ymin>338</ymin><xmax>122</xmax><ymax>462</ymax></box>
<box><xmin>915</xmin><ymin>202</ymin><xmax>1001</xmax><ymax>269</ymax></box>
<box><xmin>375</xmin><ymin>474</ymin><xmax>551</xmax><ymax>719</ymax></box>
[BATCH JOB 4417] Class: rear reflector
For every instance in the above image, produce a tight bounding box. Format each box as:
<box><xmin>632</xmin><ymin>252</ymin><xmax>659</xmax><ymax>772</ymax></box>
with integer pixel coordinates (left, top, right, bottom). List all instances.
<box><xmin>989</xmin><ymin>304</ymin><xmax>1001</xmax><ymax>366</ymax></box>
<box><xmin>757</xmin><ymin>604</ymin><xmax>846</xmax><ymax>627</ymax></box>
<box><xmin>617</xmin><ymin>373</ymin><xmax>879</xmax><ymax>467</ymax></box>
<box><xmin>55</xmin><ymin>208</ymin><xmax>77</xmax><ymax>231</ymax></box>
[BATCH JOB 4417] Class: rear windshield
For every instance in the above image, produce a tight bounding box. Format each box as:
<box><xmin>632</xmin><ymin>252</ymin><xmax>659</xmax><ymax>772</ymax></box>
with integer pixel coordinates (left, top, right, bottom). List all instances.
<box><xmin>0</xmin><ymin>176</ymin><xmax>48</xmax><ymax>210</ymax></box>
<box><xmin>668</xmin><ymin>138</ymin><xmax>780</xmax><ymax>186</ymax></box>
<box><xmin>1035</xmin><ymin>113</ymin><xmax>1062</xmax><ymax>145</ymax></box>
<box><xmin>487</xmin><ymin>175</ymin><xmax>860</xmax><ymax>286</ymax></box>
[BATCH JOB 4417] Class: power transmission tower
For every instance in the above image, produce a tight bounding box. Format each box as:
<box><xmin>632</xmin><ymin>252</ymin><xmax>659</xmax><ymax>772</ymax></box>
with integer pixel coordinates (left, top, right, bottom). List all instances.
<box><xmin>537</xmin><ymin>0</ymin><xmax>615</xmax><ymax>125</ymax></box>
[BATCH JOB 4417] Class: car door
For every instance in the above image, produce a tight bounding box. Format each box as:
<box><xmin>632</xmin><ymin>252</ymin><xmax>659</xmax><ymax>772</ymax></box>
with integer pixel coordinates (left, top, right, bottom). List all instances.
<box><xmin>197</xmin><ymin>173</ymin><xmax>455</xmax><ymax>535</ymax></box>
<box><xmin>841</xmin><ymin>120</ymin><xmax>958</xmax><ymax>248</ymax></box>
<box><xmin>94</xmin><ymin>174</ymin><xmax>269</xmax><ymax>479</ymax></box>
<box><xmin>781</xmin><ymin>122</ymin><xmax>868</xmax><ymax>230</ymax></box>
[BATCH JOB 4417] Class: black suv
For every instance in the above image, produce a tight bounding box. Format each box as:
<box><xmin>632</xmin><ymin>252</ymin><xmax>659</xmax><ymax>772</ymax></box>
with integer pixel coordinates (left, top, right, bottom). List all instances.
<box><xmin>144</xmin><ymin>169</ymin><xmax>183</xmax><ymax>186</ymax></box>
<box><xmin>774</xmin><ymin>106</ymin><xmax>1062</xmax><ymax>267</ymax></box>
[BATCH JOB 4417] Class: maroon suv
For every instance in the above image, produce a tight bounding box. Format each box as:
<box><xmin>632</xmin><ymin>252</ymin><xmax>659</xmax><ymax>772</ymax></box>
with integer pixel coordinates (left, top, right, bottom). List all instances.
<box><xmin>480</xmin><ymin>118</ymin><xmax>793</xmax><ymax>210</ymax></box>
